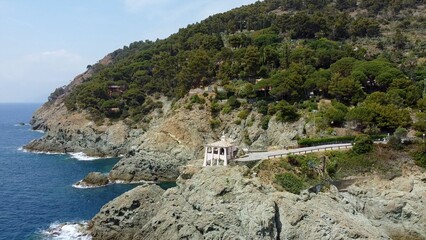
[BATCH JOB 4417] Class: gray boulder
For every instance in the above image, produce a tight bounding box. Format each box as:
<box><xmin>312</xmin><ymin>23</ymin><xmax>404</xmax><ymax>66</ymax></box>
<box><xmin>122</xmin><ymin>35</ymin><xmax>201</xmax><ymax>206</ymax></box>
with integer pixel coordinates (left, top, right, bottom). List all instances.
<box><xmin>77</xmin><ymin>172</ymin><xmax>109</xmax><ymax>187</ymax></box>
<box><xmin>89</xmin><ymin>184</ymin><xmax>165</xmax><ymax>240</ymax></box>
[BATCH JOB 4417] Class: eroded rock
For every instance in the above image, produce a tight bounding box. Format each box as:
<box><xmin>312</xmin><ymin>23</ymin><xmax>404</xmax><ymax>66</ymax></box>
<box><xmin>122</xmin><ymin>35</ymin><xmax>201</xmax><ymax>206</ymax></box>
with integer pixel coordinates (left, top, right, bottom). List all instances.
<box><xmin>91</xmin><ymin>166</ymin><xmax>424</xmax><ymax>240</ymax></box>
<box><xmin>74</xmin><ymin>172</ymin><xmax>109</xmax><ymax>188</ymax></box>
<box><xmin>89</xmin><ymin>184</ymin><xmax>165</xmax><ymax>240</ymax></box>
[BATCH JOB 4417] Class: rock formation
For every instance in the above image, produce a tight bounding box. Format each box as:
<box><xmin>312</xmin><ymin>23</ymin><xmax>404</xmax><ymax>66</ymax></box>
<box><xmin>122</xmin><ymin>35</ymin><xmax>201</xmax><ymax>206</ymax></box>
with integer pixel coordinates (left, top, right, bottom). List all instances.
<box><xmin>88</xmin><ymin>165</ymin><xmax>426</xmax><ymax>239</ymax></box>
<box><xmin>89</xmin><ymin>184</ymin><xmax>165</xmax><ymax>240</ymax></box>
<box><xmin>74</xmin><ymin>172</ymin><xmax>110</xmax><ymax>188</ymax></box>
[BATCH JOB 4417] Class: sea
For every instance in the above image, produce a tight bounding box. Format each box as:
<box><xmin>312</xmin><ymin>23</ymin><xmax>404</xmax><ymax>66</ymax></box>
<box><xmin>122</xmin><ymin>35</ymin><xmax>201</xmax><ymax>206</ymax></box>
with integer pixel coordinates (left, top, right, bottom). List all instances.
<box><xmin>0</xmin><ymin>103</ymin><xmax>170</xmax><ymax>239</ymax></box>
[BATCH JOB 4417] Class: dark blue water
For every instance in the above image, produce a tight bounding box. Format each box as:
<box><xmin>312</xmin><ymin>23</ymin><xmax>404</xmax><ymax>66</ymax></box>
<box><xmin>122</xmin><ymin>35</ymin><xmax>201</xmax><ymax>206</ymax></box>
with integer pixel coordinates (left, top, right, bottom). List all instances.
<box><xmin>0</xmin><ymin>103</ymin><xmax>141</xmax><ymax>239</ymax></box>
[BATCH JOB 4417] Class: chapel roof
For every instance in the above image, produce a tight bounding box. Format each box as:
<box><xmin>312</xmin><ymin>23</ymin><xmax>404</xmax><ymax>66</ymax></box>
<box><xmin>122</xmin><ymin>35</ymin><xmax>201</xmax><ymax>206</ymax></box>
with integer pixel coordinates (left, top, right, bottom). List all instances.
<box><xmin>206</xmin><ymin>135</ymin><xmax>235</xmax><ymax>147</ymax></box>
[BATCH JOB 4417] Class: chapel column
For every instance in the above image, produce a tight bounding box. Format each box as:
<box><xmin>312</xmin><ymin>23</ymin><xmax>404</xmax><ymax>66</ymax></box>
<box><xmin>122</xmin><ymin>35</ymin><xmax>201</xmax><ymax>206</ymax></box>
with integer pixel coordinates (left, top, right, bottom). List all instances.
<box><xmin>217</xmin><ymin>148</ymin><xmax>220</xmax><ymax>166</ymax></box>
<box><xmin>203</xmin><ymin>146</ymin><xmax>208</xmax><ymax>167</ymax></box>
<box><xmin>224</xmin><ymin>147</ymin><xmax>228</xmax><ymax>166</ymax></box>
<box><xmin>211</xmin><ymin>147</ymin><xmax>214</xmax><ymax>166</ymax></box>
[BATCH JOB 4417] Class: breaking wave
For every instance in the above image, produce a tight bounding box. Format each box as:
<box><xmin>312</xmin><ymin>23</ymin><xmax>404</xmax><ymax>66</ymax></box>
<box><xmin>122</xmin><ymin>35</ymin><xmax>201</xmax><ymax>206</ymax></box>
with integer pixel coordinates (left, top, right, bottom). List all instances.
<box><xmin>39</xmin><ymin>221</ymin><xmax>91</xmax><ymax>240</ymax></box>
<box><xmin>69</xmin><ymin>152</ymin><xmax>107</xmax><ymax>161</ymax></box>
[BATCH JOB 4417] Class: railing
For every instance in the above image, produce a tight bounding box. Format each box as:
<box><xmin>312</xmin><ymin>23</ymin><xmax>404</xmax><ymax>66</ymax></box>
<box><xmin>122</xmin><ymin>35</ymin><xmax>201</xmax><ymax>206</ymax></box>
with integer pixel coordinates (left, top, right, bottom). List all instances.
<box><xmin>267</xmin><ymin>144</ymin><xmax>352</xmax><ymax>159</ymax></box>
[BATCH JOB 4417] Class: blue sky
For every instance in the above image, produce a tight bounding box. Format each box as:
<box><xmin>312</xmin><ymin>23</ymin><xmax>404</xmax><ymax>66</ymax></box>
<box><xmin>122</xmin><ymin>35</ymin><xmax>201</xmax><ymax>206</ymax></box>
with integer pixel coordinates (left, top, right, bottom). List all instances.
<box><xmin>0</xmin><ymin>0</ymin><xmax>258</xmax><ymax>103</ymax></box>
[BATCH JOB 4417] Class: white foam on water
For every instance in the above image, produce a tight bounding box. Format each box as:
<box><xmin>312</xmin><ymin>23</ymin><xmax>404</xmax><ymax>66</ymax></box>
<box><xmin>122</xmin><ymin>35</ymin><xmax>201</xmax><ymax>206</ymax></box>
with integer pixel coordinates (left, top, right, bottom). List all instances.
<box><xmin>14</xmin><ymin>123</ymin><xmax>29</xmax><ymax>127</ymax></box>
<box><xmin>40</xmin><ymin>221</ymin><xmax>91</xmax><ymax>240</ymax></box>
<box><xmin>17</xmin><ymin>147</ymin><xmax>66</xmax><ymax>155</ymax></box>
<box><xmin>72</xmin><ymin>180</ymin><xmax>111</xmax><ymax>189</ymax></box>
<box><xmin>32</xmin><ymin>129</ymin><xmax>45</xmax><ymax>133</ymax></box>
<box><xmin>68</xmin><ymin>152</ymin><xmax>104</xmax><ymax>161</ymax></box>
<box><xmin>17</xmin><ymin>148</ymin><xmax>112</xmax><ymax>161</ymax></box>
<box><xmin>113</xmin><ymin>179</ymin><xmax>153</xmax><ymax>185</ymax></box>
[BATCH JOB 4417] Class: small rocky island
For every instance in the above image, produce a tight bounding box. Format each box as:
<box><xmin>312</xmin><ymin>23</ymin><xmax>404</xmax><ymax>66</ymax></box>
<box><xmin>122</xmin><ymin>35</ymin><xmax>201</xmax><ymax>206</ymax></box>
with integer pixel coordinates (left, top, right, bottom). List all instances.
<box><xmin>73</xmin><ymin>172</ymin><xmax>110</xmax><ymax>188</ymax></box>
<box><xmin>26</xmin><ymin>0</ymin><xmax>426</xmax><ymax>239</ymax></box>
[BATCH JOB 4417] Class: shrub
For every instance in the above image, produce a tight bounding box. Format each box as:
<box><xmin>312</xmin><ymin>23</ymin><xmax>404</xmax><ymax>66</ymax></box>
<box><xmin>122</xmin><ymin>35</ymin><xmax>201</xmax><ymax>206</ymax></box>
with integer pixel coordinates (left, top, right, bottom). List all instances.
<box><xmin>190</xmin><ymin>95</ymin><xmax>205</xmax><ymax>104</ymax></box>
<box><xmin>414</xmin><ymin>151</ymin><xmax>426</xmax><ymax>168</ymax></box>
<box><xmin>261</xmin><ymin>115</ymin><xmax>271</xmax><ymax>130</ymax></box>
<box><xmin>275</xmin><ymin>101</ymin><xmax>300</xmax><ymax>122</ymax></box>
<box><xmin>298</xmin><ymin>136</ymin><xmax>355</xmax><ymax>147</ymax></box>
<box><xmin>287</xmin><ymin>155</ymin><xmax>302</xmax><ymax>166</ymax></box>
<box><xmin>227</xmin><ymin>96</ymin><xmax>240</xmax><ymax>109</ymax></box>
<box><xmin>221</xmin><ymin>105</ymin><xmax>232</xmax><ymax>114</ymax></box>
<box><xmin>210</xmin><ymin>118</ymin><xmax>221</xmax><ymax>129</ymax></box>
<box><xmin>352</xmin><ymin>134</ymin><xmax>373</xmax><ymax>154</ymax></box>
<box><xmin>388</xmin><ymin>135</ymin><xmax>403</xmax><ymax>150</ymax></box>
<box><xmin>210</xmin><ymin>102</ymin><xmax>221</xmax><ymax>115</ymax></box>
<box><xmin>185</xmin><ymin>103</ymin><xmax>193</xmax><ymax>110</ymax></box>
<box><xmin>298</xmin><ymin>134</ymin><xmax>386</xmax><ymax>147</ymax></box>
<box><xmin>255</xmin><ymin>100</ymin><xmax>269</xmax><ymax>115</ymax></box>
<box><xmin>326</xmin><ymin>160</ymin><xmax>338</xmax><ymax>177</ymax></box>
<box><xmin>243</xmin><ymin>130</ymin><xmax>252</xmax><ymax>145</ymax></box>
<box><xmin>275</xmin><ymin>173</ymin><xmax>305</xmax><ymax>194</ymax></box>
<box><xmin>238</xmin><ymin>109</ymin><xmax>251</xmax><ymax>120</ymax></box>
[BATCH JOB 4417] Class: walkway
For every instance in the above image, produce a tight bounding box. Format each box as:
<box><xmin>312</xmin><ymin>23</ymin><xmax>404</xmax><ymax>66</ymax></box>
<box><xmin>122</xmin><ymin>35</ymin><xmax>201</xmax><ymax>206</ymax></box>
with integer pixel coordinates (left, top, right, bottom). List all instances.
<box><xmin>235</xmin><ymin>143</ymin><xmax>352</xmax><ymax>162</ymax></box>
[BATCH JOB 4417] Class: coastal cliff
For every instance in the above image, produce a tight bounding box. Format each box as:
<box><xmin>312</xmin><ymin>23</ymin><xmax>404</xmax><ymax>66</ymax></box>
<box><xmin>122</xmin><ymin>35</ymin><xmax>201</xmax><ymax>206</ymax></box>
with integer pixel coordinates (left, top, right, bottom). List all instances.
<box><xmin>26</xmin><ymin>72</ymin><xmax>304</xmax><ymax>181</ymax></box>
<box><xmin>88</xmin><ymin>165</ymin><xmax>426</xmax><ymax>240</ymax></box>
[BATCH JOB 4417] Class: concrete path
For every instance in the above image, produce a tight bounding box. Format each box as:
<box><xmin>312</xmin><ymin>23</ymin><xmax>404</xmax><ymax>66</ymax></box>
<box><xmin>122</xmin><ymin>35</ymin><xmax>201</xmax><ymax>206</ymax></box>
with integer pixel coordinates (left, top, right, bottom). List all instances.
<box><xmin>235</xmin><ymin>143</ymin><xmax>352</xmax><ymax>162</ymax></box>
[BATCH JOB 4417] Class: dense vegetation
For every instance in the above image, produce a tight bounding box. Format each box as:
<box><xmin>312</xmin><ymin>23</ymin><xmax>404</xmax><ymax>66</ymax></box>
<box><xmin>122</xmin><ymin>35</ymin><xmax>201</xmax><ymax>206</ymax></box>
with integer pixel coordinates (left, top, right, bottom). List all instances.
<box><xmin>64</xmin><ymin>0</ymin><xmax>425</xmax><ymax>135</ymax></box>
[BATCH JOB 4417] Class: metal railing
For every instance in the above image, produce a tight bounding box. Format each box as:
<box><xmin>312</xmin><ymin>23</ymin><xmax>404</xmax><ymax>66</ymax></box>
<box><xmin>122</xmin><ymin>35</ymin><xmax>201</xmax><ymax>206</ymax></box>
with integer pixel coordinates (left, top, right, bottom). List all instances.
<box><xmin>267</xmin><ymin>144</ymin><xmax>352</xmax><ymax>159</ymax></box>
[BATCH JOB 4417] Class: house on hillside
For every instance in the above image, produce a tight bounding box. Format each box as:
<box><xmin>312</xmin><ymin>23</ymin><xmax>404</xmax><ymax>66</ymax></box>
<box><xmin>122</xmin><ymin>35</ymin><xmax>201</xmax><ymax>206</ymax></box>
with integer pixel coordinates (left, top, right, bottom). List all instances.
<box><xmin>107</xmin><ymin>85</ymin><xmax>127</xmax><ymax>97</ymax></box>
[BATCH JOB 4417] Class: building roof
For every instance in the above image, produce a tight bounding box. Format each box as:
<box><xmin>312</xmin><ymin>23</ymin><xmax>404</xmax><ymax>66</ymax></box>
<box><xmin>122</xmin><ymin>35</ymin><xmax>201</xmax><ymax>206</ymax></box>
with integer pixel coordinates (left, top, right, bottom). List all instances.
<box><xmin>206</xmin><ymin>135</ymin><xmax>235</xmax><ymax>148</ymax></box>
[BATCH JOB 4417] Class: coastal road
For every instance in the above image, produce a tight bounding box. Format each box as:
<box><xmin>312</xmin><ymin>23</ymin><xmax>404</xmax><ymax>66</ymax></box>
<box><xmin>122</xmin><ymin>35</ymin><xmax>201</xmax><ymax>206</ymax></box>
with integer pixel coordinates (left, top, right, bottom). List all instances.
<box><xmin>235</xmin><ymin>143</ymin><xmax>353</xmax><ymax>162</ymax></box>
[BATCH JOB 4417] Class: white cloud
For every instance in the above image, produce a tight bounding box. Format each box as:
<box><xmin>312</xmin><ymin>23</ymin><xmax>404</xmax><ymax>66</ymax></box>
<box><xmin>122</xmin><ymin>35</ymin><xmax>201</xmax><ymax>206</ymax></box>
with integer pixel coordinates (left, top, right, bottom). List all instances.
<box><xmin>25</xmin><ymin>49</ymin><xmax>82</xmax><ymax>63</ymax></box>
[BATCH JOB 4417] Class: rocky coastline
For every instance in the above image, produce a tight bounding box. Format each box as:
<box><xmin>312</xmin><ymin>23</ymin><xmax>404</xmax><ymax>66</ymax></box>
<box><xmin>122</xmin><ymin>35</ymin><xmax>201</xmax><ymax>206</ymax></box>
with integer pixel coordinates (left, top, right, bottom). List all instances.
<box><xmin>87</xmin><ymin>164</ymin><xmax>426</xmax><ymax>240</ymax></box>
<box><xmin>26</xmin><ymin>55</ymin><xmax>426</xmax><ymax>240</ymax></box>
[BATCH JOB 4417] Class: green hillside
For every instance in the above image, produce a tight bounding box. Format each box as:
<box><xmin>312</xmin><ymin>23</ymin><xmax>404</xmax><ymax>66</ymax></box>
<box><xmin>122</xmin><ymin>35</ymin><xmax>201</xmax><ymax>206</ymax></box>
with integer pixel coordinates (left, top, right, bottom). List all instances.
<box><xmin>64</xmin><ymin>0</ymin><xmax>426</xmax><ymax>134</ymax></box>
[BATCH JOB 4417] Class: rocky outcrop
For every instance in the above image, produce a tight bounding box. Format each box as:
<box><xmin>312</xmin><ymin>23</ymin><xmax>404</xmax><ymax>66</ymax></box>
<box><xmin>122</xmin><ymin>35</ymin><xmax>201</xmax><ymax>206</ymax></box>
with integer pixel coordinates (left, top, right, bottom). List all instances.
<box><xmin>90</xmin><ymin>165</ymin><xmax>426</xmax><ymax>239</ymax></box>
<box><xmin>74</xmin><ymin>172</ymin><xmax>110</xmax><ymax>188</ymax></box>
<box><xmin>89</xmin><ymin>184</ymin><xmax>165</xmax><ymax>240</ymax></box>
<box><xmin>341</xmin><ymin>165</ymin><xmax>426</xmax><ymax>239</ymax></box>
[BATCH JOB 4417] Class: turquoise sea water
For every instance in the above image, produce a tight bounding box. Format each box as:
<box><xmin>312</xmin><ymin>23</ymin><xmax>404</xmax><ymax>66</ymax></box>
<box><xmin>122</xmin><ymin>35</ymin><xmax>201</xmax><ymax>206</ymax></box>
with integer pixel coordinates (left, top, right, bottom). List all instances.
<box><xmin>0</xmin><ymin>103</ymin><xmax>155</xmax><ymax>239</ymax></box>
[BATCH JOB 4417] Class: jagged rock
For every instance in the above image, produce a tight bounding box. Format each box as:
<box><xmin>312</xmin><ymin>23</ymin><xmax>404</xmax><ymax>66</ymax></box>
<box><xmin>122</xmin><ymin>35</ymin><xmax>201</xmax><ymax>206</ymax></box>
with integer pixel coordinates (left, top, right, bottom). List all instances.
<box><xmin>93</xmin><ymin>166</ymin><xmax>405</xmax><ymax>240</ymax></box>
<box><xmin>135</xmin><ymin>166</ymin><xmax>280</xmax><ymax>240</ymax></box>
<box><xmin>89</xmin><ymin>184</ymin><xmax>165</xmax><ymax>240</ymax></box>
<box><xmin>341</xmin><ymin>171</ymin><xmax>426</xmax><ymax>239</ymax></box>
<box><xmin>75</xmin><ymin>172</ymin><xmax>109</xmax><ymax>187</ymax></box>
<box><xmin>179</xmin><ymin>165</ymin><xmax>202</xmax><ymax>180</ymax></box>
<box><xmin>108</xmin><ymin>152</ymin><xmax>187</xmax><ymax>182</ymax></box>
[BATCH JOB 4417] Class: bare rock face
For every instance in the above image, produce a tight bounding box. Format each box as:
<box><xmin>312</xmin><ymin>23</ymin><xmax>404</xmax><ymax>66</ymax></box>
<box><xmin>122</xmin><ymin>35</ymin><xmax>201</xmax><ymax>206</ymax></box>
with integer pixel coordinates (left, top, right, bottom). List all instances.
<box><xmin>341</xmin><ymin>168</ymin><xmax>426</xmax><ymax>239</ymax></box>
<box><xmin>89</xmin><ymin>184</ymin><xmax>165</xmax><ymax>240</ymax></box>
<box><xmin>93</xmin><ymin>166</ymin><xmax>403</xmax><ymax>240</ymax></box>
<box><xmin>136</xmin><ymin>166</ymin><xmax>280</xmax><ymax>240</ymax></box>
<box><xmin>108</xmin><ymin>152</ymin><xmax>185</xmax><ymax>182</ymax></box>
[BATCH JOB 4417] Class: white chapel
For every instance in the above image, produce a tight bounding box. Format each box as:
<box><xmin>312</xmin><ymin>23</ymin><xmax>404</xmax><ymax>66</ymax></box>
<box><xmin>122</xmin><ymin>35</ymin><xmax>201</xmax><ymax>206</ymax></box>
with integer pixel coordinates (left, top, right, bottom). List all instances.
<box><xmin>203</xmin><ymin>135</ymin><xmax>238</xmax><ymax>166</ymax></box>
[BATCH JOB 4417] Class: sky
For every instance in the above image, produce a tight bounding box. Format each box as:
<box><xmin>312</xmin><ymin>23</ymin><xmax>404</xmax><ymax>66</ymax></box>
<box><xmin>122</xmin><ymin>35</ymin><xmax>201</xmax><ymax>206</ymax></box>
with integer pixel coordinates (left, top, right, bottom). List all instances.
<box><xmin>0</xmin><ymin>0</ymin><xmax>258</xmax><ymax>103</ymax></box>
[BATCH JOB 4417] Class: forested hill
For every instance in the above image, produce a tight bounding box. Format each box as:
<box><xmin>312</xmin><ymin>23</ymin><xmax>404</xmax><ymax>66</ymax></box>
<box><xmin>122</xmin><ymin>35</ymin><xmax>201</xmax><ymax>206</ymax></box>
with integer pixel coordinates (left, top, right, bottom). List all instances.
<box><xmin>62</xmin><ymin>0</ymin><xmax>425</xmax><ymax>134</ymax></box>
